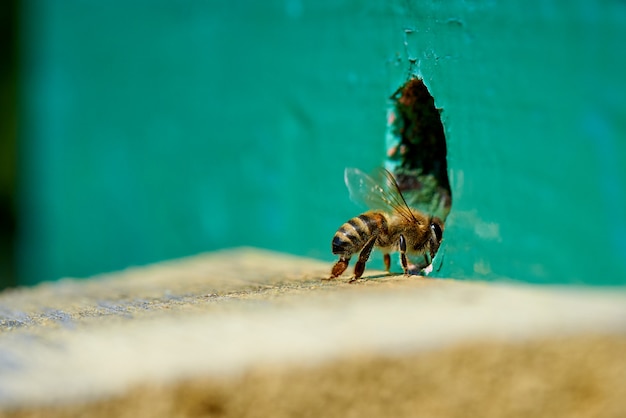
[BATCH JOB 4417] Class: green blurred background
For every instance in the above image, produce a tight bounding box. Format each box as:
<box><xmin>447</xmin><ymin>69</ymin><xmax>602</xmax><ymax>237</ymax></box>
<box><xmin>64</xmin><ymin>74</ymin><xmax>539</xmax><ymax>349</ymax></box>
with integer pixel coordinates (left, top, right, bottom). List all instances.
<box><xmin>1</xmin><ymin>0</ymin><xmax>625</xmax><ymax>287</ymax></box>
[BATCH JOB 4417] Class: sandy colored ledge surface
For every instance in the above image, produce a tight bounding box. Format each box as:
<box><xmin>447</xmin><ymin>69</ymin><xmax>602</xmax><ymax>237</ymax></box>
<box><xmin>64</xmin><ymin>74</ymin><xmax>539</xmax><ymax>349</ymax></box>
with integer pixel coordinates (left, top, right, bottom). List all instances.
<box><xmin>0</xmin><ymin>247</ymin><xmax>625</xmax><ymax>417</ymax></box>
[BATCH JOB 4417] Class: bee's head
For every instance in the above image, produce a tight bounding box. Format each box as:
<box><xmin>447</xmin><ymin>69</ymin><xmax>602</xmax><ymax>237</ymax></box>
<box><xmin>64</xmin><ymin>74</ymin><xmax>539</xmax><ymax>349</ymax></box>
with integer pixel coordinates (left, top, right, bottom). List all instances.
<box><xmin>429</xmin><ymin>217</ymin><xmax>444</xmax><ymax>245</ymax></box>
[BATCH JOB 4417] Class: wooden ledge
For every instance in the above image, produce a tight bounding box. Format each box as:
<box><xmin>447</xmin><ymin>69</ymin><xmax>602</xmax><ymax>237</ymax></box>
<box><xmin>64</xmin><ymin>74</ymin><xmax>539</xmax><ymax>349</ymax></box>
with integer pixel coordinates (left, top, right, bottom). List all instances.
<box><xmin>1</xmin><ymin>248</ymin><xmax>625</xmax><ymax>417</ymax></box>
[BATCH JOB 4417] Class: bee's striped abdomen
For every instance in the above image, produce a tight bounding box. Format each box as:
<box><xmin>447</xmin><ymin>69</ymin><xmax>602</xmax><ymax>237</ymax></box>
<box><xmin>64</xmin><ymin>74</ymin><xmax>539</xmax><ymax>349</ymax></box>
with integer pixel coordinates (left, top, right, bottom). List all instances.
<box><xmin>332</xmin><ymin>212</ymin><xmax>387</xmax><ymax>256</ymax></box>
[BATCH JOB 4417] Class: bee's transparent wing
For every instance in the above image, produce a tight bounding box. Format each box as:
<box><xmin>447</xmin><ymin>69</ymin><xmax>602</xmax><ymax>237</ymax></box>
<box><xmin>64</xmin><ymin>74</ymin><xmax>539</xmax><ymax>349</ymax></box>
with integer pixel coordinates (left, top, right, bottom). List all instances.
<box><xmin>344</xmin><ymin>168</ymin><xmax>387</xmax><ymax>210</ymax></box>
<box><xmin>344</xmin><ymin>167</ymin><xmax>416</xmax><ymax>221</ymax></box>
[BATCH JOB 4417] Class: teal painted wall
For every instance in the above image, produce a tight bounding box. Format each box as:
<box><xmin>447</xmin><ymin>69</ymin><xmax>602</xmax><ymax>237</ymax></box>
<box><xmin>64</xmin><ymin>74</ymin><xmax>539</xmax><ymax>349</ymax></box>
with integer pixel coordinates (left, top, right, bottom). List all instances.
<box><xmin>17</xmin><ymin>1</ymin><xmax>626</xmax><ymax>285</ymax></box>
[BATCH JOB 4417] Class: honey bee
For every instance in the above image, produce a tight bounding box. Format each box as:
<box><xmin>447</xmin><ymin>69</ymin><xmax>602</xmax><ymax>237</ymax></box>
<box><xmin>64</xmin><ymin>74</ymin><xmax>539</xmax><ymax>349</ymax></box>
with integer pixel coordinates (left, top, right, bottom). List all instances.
<box><xmin>328</xmin><ymin>168</ymin><xmax>444</xmax><ymax>283</ymax></box>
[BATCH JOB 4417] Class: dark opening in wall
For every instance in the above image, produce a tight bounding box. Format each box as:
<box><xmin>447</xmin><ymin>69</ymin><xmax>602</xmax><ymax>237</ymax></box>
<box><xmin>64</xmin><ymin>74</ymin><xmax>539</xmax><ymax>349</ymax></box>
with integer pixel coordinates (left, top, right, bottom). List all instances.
<box><xmin>385</xmin><ymin>77</ymin><xmax>452</xmax><ymax>223</ymax></box>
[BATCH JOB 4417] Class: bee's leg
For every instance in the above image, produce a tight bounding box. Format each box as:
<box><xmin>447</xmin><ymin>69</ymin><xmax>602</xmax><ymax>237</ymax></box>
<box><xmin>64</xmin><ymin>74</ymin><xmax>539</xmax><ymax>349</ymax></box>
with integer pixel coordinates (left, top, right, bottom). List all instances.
<box><xmin>329</xmin><ymin>256</ymin><xmax>351</xmax><ymax>279</ymax></box>
<box><xmin>414</xmin><ymin>237</ymin><xmax>437</xmax><ymax>274</ymax></box>
<box><xmin>350</xmin><ymin>237</ymin><xmax>377</xmax><ymax>283</ymax></box>
<box><xmin>418</xmin><ymin>244</ymin><xmax>437</xmax><ymax>276</ymax></box>
<box><xmin>383</xmin><ymin>253</ymin><xmax>391</xmax><ymax>272</ymax></box>
<box><xmin>416</xmin><ymin>253</ymin><xmax>433</xmax><ymax>275</ymax></box>
<box><xmin>417</xmin><ymin>253</ymin><xmax>431</xmax><ymax>270</ymax></box>
<box><xmin>429</xmin><ymin>241</ymin><xmax>437</xmax><ymax>261</ymax></box>
<box><xmin>399</xmin><ymin>234</ymin><xmax>409</xmax><ymax>275</ymax></box>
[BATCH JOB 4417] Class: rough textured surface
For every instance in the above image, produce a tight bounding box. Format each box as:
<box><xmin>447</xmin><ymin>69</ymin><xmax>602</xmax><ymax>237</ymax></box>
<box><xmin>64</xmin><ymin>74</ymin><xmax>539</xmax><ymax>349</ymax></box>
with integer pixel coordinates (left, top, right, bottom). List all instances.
<box><xmin>1</xmin><ymin>248</ymin><xmax>626</xmax><ymax>417</ymax></box>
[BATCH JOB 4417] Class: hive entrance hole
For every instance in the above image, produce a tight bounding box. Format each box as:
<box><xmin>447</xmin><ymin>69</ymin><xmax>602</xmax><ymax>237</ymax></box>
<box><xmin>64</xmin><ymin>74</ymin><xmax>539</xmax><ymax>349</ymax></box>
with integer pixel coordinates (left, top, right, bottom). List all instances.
<box><xmin>385</xmin><ymin>77</ymin><xmax>452</xmax><ymax>222</ymax></box>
